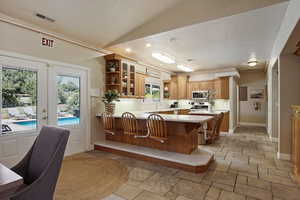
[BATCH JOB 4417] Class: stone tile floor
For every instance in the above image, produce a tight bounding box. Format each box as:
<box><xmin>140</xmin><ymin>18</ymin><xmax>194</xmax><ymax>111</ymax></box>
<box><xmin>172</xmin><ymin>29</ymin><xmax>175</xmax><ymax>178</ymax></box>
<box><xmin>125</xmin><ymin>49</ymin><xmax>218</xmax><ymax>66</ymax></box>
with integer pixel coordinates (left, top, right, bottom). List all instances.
<box><xmin>94</xmin><ymin>126</ymin><xmax>300</xmax><ymax>200</ymax></box>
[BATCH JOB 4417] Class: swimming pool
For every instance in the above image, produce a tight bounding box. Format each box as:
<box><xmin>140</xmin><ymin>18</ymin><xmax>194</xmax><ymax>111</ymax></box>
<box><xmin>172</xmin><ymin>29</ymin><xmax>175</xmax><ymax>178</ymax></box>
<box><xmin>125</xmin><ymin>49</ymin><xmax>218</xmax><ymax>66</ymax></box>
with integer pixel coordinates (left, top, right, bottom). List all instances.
<box><xmin>13</xmin><ymin>117</ymin><xmax>80</xmax><ymax>128</ymax></box>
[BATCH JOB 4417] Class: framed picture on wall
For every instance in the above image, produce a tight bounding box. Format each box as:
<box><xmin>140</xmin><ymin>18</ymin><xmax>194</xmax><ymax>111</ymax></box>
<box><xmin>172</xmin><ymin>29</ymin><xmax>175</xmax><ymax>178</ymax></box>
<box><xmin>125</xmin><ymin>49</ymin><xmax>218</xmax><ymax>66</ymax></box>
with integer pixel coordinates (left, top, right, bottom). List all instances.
<box><xmin>249</xmin><ymin>88</ymin><xmax>265</xmax><ymax>101</ymax></box>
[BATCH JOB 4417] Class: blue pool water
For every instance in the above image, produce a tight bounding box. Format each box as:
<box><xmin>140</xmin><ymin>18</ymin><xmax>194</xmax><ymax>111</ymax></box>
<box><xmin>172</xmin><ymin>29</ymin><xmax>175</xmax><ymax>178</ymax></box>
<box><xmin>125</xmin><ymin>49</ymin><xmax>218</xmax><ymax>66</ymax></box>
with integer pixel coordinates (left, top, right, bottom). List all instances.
<box><xmin>14</xmin><ymin>117</ymin><xmax>80</xmax><ymax>128</ymax></box>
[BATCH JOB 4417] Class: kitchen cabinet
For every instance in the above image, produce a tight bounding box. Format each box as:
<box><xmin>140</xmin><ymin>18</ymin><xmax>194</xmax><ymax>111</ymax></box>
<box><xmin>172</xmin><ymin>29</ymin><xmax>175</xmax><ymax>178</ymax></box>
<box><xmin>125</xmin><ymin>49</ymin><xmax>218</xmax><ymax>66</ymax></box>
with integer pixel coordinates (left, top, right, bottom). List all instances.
<box><xmin>177</xmin><ymin>74</ymin><xmax>188</xmax><ymax>99</ymax></box>
<box><xmin>169</xmin><ymin>76</ymin><xmax>178</xmax><ymax>99</ymax></box>
<box><xmin>190</xmin><ymin>111</ymin><xmax>229</xmax><ymax>132</ymax></box>
<box><xmin>104</xmin><ymin>54</ymin><xmax>138</xmax><ymax>98</ymax></box>
<box><xmin>135</xmin><ymin>73</ymin><xmax>146</xmax><ymax>98</ymax></box>
<box><xmin>220</xmin><ymin>112</ymin><xmax>229</xmax><ymax>132</ymax></box>
<box><xmin>164</xmin><ymin>75</ymin><xmax>188</xmax><ymax>99</ymax></box>
<box><xmin>187</xmin><ymin>80</ymin><xmax>214</xmax><ymax>99</ymax></box>
<box><xmin>165</xmin><ymin>75</ymin><xmax>229</xmax><ymax>100</ymax></box>
<box><xmin>214</xmin><ymin>77</ymin><xmax>229</xmax><ymax>99</ymax></box>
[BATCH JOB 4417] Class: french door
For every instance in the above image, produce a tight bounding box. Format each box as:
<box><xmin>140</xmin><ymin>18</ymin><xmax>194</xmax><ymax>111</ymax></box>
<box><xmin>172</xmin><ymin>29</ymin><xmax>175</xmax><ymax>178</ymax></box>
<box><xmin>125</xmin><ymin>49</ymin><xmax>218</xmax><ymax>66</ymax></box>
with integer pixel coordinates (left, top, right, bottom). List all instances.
<box><xmin>48</xmin><ymin>66</ymin><xmax>87</xmax><ymax>156</ymax></box>
<box><xmin>0</xmin><ymin>56</ymin><xmax>88</xmax><ymax>166</ymax></box>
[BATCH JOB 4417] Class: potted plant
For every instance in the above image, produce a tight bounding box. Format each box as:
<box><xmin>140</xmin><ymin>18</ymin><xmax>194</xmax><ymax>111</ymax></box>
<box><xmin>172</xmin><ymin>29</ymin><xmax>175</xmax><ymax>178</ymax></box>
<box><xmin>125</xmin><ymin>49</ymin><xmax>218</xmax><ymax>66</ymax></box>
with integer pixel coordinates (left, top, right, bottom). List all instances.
<box><xmin>102</xmin><ymin>90</ymin><xmax>120</xmax><ymax>114</ymax></box>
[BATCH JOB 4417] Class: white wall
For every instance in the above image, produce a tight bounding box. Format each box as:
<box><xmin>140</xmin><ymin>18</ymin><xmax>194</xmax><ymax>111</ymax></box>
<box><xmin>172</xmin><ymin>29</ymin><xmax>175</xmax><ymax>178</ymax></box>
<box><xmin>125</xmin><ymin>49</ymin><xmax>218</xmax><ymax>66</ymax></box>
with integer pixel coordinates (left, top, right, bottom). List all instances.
<box><xmin>0</xmin><ymin>13</ymin><xmax>107</xmax><ymax>146</ymax></box>
<box><xmin>229</xmin><ymin>77</ymin><xmax>238</xmax><ymax>132</ymax></box>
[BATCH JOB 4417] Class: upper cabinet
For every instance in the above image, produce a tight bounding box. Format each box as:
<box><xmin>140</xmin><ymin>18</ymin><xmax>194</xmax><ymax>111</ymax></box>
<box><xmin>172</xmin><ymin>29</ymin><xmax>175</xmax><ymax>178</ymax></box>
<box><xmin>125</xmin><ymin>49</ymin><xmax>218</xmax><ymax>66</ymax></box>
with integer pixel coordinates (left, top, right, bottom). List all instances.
<box><xmin>121</xmin><ymin>61</ymin><xmax>136</xmax><ymax>96</ymax></box>
<box><xmin>166</xmin><ymin>75</ymin><xmax>230</xmax><ymax>100</ymax></box>
<box><xmin>187</xmin><ymin>80</ymin><xmax>214</xmax><ymax>99</ymax></box>
<box><xmin>163</xmin><ymin>75</ymin><xmax>185</xmax><ymax>99</ymax></box>
<box><xmin>177</xmin><ymin>74</ymin><xmax>189</xmax><ymax>99</ymax></box>
<box><xmin>105</xmin><ymin>54</ymin><xmax>146</xmax><ymax>98</ymax></box>
<box><xmin>214</xmin><ymin>77</ymin><xmax>229</xmax><ymax>99</ymax></box>
<box><xmin>135</xmin><ymin>73</ymin><xmax>147</xmax><ymax>98</ymax></box>
<box><xmin>169</xmin><ymin>76</ymin><xmax>178</xmax><ymax>99</ymax></box>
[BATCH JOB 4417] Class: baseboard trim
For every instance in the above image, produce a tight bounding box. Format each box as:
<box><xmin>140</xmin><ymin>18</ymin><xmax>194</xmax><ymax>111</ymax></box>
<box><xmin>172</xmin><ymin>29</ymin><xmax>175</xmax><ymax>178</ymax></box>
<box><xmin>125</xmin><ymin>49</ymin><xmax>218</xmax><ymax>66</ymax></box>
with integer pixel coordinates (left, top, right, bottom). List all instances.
<box><xmin>220</xmin><ymin>132</ymin><xmax>230</xmax><ymax>136</ymax></box>
<box><xmin>277</xmin><ymin>152</ymin><xmax>291</xmax><ymax>160</ymax></box>
<box><xmin>228</xmin><ymin>126</ymin><xmax>237</xmax><ymax>134</ymax></box>
<box><xmin>239</xmin><ymin>122</ymin><xmax>266</xmax><ymax>127</ymax></box>
<box><xmin>269</xmin><ymin>136</ymin><xmax>278</xmax><ymax>142</ymax></box>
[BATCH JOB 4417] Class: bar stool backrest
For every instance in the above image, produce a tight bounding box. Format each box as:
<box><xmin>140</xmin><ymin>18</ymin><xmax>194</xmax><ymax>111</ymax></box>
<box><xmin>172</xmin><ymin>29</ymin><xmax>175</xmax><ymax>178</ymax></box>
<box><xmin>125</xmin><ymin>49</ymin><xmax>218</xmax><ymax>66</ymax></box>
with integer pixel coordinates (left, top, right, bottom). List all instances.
<box><xmin>102</xmin><ymin>112</ymin><xmax>115</xmax><ymax>135</ymax></box>
<box><xmin>121</xmin><ymin>112</ymin><xmax>139</xmax><ymax>135</ymax></box>
<box><xmin>146</xmin><ymin>114</ymin><xmax>168</xmax><ymax>143</ymax></box>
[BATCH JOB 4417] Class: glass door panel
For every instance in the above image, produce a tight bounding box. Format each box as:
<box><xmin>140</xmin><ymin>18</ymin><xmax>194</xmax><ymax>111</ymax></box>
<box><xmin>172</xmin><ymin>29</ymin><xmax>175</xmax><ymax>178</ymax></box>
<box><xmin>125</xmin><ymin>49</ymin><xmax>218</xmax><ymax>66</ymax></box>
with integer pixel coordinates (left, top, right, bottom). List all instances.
<box><xmin>121</xmin><ymin>63</ymin><xmax>128</xmax><ymax>96</ymax></box>
<box><xmin>56</xmin><ymin>75</ymin><xmax>80</xmax><ymax>126</ymax></box>
<box><xmin>48</xmin><ymin>66</ymin><xmax>88</xmax><ymax>155</ymax></box>
<box><xmin>1</xmin><ymin>67</ymin><xmax>38</xmax><ymax>134</ymax></box>
<box><xmin>129</xmin><ymin>64</ymin><xmax>135</xmax><ymax>96</ymax></box>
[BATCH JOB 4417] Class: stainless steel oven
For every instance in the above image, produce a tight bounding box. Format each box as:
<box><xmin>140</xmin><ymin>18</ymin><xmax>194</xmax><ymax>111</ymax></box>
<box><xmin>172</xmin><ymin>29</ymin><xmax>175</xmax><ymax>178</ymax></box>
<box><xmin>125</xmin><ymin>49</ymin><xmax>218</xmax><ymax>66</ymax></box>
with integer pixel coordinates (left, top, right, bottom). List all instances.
<box><xmin>192</xmin><ymin>90</ymin><xmax>209</xmax><ymax>100</ymax></box>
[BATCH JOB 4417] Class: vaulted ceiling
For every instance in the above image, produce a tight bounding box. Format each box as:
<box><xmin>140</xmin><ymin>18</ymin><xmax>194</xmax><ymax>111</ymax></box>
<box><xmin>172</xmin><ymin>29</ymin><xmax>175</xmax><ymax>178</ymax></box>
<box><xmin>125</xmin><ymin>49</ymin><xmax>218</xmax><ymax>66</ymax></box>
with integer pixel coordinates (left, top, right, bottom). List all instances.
<box><xmin>0</xmin><ymin>0</ymin><xmax>183</xmax><ymax>47</ymax></box>
<box><xmin>0</xmin><ymin>0</ymin><xmax>290</xmax><ymax>71</ymax></box>
<box><xmin>108</xmin><ymin>3</ymin><xmax>288</xmax><ymax>71</ymax></box>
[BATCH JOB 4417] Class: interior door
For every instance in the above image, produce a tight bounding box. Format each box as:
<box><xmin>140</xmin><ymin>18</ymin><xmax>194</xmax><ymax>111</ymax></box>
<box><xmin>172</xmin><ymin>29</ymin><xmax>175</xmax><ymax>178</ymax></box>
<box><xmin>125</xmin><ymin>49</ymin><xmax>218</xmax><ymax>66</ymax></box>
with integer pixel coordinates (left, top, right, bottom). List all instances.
<box><xmin>48</xmin><ymin>66</ymin><xmax>88</xmax><ymax>156</ymax></box>
<box><xmin>0</xmin><ymin>56</ymin><xmax>47</xmax><ymax>166</ymax></box>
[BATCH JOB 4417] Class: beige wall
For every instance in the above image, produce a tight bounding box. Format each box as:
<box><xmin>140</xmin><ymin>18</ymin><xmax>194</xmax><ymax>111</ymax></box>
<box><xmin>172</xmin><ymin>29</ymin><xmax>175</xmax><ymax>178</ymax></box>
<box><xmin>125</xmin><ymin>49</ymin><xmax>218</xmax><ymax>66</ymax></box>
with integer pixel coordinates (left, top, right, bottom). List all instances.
<box><xmin>76</xmin><ymin>58</ymin><xmax>106</xmax><ymax>143</ymax></box>
<box><xmin>0</xmin><ymin>14</ymin><xmax>107</xmax><ymax>146</ymax></box>
<box><xmin>238</xmin><ymin>70</ymin><xmax>267</xmax><ymax>125</ymax></box>
<box><xmin>279</xmin><ymin>54</ymin><xmax>300</xmax><ymax>155</ymax></box>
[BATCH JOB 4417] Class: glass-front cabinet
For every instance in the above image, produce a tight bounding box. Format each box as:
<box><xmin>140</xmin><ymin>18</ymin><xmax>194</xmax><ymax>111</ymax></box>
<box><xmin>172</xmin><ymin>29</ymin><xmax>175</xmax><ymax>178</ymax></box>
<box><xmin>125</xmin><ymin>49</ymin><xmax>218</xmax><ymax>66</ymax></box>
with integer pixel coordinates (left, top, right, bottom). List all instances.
<box><xmin>104</xmin><ymin>54</ymin><xmax>150</xmax><ymax>98</ymax></box>
<box><xmin>121</xmin><ymin>62</ymin><xmax>128</xmax><ymax>96</ymax></box>
<box><xmin>121</xmin><ymin>61</ymin><xmax>136</xmax><ymax>97</ymax></box>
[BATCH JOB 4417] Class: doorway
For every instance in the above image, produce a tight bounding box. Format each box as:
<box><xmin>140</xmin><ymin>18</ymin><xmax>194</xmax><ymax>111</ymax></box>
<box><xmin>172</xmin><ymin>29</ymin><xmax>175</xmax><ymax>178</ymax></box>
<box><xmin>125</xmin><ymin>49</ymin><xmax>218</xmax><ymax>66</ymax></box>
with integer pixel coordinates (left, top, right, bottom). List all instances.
<box><xmin>0</xmin><ymin>55</ymin><xmax>88</xmax><ymax>166</ymax></box>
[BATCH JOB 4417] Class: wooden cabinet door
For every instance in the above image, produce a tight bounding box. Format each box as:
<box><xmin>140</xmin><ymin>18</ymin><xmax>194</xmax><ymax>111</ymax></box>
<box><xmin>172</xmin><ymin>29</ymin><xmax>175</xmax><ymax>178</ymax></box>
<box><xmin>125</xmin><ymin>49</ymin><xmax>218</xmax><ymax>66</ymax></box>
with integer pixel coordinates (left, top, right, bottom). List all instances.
<box><xmin>139</xmin><ymin>74</ymin><xmax>145</xmax><ymax>97</ymax></box>
<box><xmin>214</xmin><ymin>77</ymin><xmax>229</xmax><ymax>99</ymax></box>
<box><xmin>220</xmin><ymin>112</ymin><xmax>229</xmax><ymax>132</ymax></box>
<box><xmin>170</xmin><ymin>81</ymin><xmax>178</xmax><ymax>99</ymax></box>
<box><xmin>177</xmin><ymin>75</ymin><xmax>188</xmax><ymax>99</ymax></box>
<box><xmin>135</xmin><ymin>73</ymin><xmax>146</xmax><ymax>98</ymax></box>
<box><xmin>169</xmin><ymin>76</ymin><xmax>178</xmax><ymax>99</ymax></box>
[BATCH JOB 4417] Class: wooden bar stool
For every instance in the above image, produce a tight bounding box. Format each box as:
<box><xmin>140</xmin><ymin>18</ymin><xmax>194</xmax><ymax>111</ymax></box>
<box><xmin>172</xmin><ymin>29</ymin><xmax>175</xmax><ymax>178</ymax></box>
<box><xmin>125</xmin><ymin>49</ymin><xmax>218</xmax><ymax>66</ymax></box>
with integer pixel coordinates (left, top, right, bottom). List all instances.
<box><xmin>215</xmin><ymin>112</ymin><xmax>224</xmax><ymax>140</ymax></box>
<box><xmin>198</xmin><ymin>116</ymin><xmax>218</xmax><ymax>144</ymax></box>
<box><xmin>101</xmin><ymin>112</ymin><xmax>115</xmax><ymax>135</ymax></box>
<box><xmin>121</xmin><ymin>112</ymin><xmax>139</xmax><ymax>136</ymax></box>
<box><xmin>146</xmin><ymin>114</ymin><xmax>168</xmax><ymax>143</ymax></box>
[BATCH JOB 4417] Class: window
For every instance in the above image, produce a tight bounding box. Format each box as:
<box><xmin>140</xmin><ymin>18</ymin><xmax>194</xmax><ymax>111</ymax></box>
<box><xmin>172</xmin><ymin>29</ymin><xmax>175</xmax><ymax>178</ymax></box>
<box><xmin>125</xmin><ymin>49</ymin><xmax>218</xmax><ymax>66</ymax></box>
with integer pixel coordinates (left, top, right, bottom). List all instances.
<box><xmin>56</xmin><ymin>75</ymin><xmax>80</xmax><ymax>126</ymax></box>
<box><xmin>145</xmin><ymin>83</ymin><xmax>160</xmax><ymax>101</ymax></box>
<box><xmin>1</xmin><ymin>67</ymin><xmax>38</xmax><ymax>134</ymax></box>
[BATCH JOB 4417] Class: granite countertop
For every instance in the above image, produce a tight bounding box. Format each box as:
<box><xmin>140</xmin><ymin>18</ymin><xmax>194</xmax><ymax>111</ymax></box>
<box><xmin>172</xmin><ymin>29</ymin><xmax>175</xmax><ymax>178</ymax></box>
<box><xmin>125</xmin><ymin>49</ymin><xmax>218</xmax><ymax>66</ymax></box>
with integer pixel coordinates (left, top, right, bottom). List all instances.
<box><xmin>188</xmin><ymin>109</ymin><xmax>229</xmax><ymax>115</ymax></box>
<box><xmin>97</xmin><ymin>110</ymin><xmax>213</xmax><ymax>123</ymax></box>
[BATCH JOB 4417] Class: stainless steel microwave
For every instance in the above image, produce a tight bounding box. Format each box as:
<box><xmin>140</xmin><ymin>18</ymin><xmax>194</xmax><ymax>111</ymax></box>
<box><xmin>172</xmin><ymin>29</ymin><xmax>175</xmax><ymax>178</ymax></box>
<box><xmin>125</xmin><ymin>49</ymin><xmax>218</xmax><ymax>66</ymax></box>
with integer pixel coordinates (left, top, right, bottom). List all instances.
<box><xmin>192</xmin><ymin>90</ymin><xmax>209</xmax><ymax>100</ymax></box>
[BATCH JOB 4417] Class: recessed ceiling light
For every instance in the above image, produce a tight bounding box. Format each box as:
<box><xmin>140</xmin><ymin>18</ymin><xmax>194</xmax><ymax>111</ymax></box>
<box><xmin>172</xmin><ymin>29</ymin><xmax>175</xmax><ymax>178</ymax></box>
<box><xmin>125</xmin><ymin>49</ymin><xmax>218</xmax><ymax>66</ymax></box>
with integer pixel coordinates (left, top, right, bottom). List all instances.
<box><xmin>146</xmin><ymin>43</ymin><xmax>151</xmax><ymax>47</ymax></box>
<box><xmin>248</xmin><ymin>58</ymin><xmax>258</xmax><ymax>67</ymax></box>
<box><xmin>125</xmin><ymin>48</ymin><xmax>131</xmax><ymax>52</ymax></box>
<box><xmin>152</xmin><ymin>52</ymin><xmax>175</xmax><ymax>64</ymax></box>
<box><xmin>177</xmin><ymin>65</ymin><xmax>193</xmax><ymax>72</ymax></box>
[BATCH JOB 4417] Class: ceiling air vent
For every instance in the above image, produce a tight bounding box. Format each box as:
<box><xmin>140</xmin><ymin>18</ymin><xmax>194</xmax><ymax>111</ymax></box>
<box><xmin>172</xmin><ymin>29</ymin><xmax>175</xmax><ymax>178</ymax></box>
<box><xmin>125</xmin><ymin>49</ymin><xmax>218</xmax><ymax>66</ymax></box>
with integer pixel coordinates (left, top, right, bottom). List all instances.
<box><xmin>35</xmin><ymin>13</ymin><xmax>55</xmax><ymax>23</ymax></box>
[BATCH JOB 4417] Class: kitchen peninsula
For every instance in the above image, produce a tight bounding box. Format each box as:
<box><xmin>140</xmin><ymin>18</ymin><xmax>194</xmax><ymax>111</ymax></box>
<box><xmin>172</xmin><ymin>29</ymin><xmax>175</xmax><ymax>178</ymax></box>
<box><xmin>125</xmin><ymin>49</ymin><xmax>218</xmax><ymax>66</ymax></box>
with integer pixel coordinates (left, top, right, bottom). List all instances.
<box><xmin>95</xmin><ymin>109</ymin><xmax>221</xmax><ymax>173</ymax></box>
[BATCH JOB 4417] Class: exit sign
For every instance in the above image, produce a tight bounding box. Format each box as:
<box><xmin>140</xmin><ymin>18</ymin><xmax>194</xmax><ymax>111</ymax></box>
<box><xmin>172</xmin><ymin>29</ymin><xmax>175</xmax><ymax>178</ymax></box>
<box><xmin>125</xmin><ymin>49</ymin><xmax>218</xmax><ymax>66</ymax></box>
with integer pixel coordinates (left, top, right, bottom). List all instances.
<box><xmin>42</xmin><ymin>37</ymin><xmax>54</xmax><ymax>47</ymax></box>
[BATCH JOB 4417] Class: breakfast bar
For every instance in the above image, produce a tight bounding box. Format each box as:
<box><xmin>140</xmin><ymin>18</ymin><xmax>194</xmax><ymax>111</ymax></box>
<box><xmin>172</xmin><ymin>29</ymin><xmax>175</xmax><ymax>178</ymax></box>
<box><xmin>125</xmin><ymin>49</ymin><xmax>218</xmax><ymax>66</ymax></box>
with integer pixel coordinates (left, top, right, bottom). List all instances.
<box><xmin>97</xmin><ymin>112</ymin><xmax>213</xmax><ymax>154</ymax></box>
<box><xmin>95</xmin><ymin>110</ymin><xmax>215</xmax><ymax>173</ymax></box>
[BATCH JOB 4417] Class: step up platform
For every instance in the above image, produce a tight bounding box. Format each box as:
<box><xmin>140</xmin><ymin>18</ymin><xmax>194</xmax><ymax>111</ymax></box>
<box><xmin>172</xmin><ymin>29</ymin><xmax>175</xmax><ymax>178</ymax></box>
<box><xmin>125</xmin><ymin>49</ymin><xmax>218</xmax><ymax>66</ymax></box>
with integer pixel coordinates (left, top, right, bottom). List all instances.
<box><xmin>94</xmin><ymin>140</ymin><xmax>214</xmax><ymax>173</ymax></box>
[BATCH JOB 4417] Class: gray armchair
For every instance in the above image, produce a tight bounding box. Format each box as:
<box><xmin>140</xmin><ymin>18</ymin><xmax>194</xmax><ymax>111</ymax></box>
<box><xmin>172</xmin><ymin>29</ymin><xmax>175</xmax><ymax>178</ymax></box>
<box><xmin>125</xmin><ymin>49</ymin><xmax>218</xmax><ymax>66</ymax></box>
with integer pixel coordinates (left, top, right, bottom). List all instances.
<box><xmin>9</xmin><ymin>126</ymin><xmax>70</xmax><ymax>200</ymax></box>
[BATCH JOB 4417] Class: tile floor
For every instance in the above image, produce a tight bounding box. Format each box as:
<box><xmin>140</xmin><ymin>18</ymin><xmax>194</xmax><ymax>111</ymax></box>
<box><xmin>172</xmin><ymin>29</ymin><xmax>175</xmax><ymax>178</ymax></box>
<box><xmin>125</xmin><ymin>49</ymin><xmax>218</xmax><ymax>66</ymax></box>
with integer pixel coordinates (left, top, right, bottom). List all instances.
<box><xmin>91</xmin><ymin>126</ymin><xmax>300</xmax><ymax>200</ymax></box>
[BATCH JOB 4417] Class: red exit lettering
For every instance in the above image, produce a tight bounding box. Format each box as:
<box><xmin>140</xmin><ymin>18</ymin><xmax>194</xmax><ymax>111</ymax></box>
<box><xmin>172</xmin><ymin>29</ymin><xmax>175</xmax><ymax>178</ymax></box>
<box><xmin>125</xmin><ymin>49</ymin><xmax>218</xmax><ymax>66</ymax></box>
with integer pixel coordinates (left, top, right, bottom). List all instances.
<box><xmin>42</xmin><ymin>37</ymin><xmax>54</xmax><ymax>47</ymax></box>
